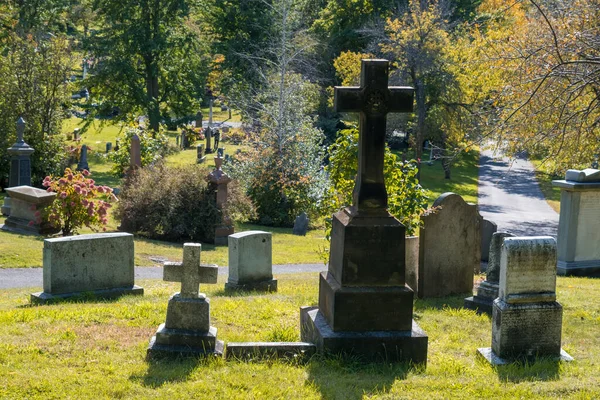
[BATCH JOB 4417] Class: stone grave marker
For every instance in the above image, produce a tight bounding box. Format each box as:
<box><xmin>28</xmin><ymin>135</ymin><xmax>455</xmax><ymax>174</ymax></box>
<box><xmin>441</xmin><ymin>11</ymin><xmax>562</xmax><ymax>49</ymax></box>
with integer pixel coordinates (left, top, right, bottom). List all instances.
<box><xmin>418</xmin><ymin>192</ymin><xmax>481</xmax><ymax>298</ymax></box>
<box><xmin>480</xmin><ymin>218</ymin><xmax>497</xmax><ymax>262</ymax></box>
<box><xmin>196</xmin><ymin>143</ymin><xmax>206</xmax><ymax>163</ymax></box>
<box><xmin>205</xmin><ymin>126</ymin><xmax>213</xmax><ymax>153</ymax></box>
<box><xmin>77</xmin><ymin>145</ymin><xmax>89</xmax><ymax>172</ymax></box>
<box><xmin>216</xmin><ymin>147</ymin><xmax>225</xmax><ymax>158</ymax></box>
<box><xmin>130</xmin><ymin>134</ymin><xmax>142</xmax><ymax>170</ymax></box>
<box><xmin>300</xmin><ymin>59</ymin><xmax>427</xmax><ymax>363</ymax></box>
<box><xmin>105</xmin><ymin>142</ymin><xmax>112</xmax><ymax>153</ymax></box>
<box><xmin>478</xmin><ymin>236</ymin><xmax>573</xmax><ymax>364</ymax></box>
<box><xmin>208</xmin><ymin>156</ymin><xmax>234</xmax><ymax>245</ymax></box>
<box><xmin>31</xmin><ymin>233</ymin><xmax>143</xmax><ymax>304</ymax></box>
<box><xmin>226</xmin><ymin>231</ymin><xmax>277</xmax><ymax>292</ymax></box>
<box><xmin>2</xmin><ymin>186</ymin><xmax>59</xmax><ymax>235</ymax></box>
<box><xmin>552</xmin><ymin>169</ymin><xmax>600</xmax><ymax>276</ymax></box>
<box><xmin>214</xmin><ymin>129</ymin><xmax>221</xmax><ymax>149</ymax></box>
<box><xmin>292</xmin><ymin>212</ymin><xmax>309</xmax><ymax>236</ymax></box>
<box><xmin>2</xmin><ymin>117</ymin><xmax>34</xmax><ymax>216</ymax></box>
<box><xmin>195</xmin><ymin>110</ymin><xmax>203</xmax><ymax>128</ymax></box>
<box><xmin>73</xmin><ymin>127</ymin><xmax>81</xmax><ymax>140</ymax></box>
<box><xmin>147</xmin><ymin>243</ymin><xmax>223</xmax><ymax>358</ymax></box>
<box><xmin>181</xmin><ymin>131</ymin><xmax>189</xmax><ymax>149</ymax></box>
<box><xmin>464</xmin><ymin>231</ymin><xmax>514</xmax><ymax>314</ymax></box>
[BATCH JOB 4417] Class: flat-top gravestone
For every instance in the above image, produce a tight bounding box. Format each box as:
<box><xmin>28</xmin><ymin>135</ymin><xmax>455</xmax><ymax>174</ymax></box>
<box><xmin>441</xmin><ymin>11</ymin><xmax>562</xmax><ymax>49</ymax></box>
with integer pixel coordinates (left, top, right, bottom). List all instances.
<box><xmin>226</xmin><ymin>231</ymin><xmax>277</xmax><ymax>292</ymax></box>
<box><xmin>478</xmin><ymin>236</ymin><xmax>573</xmax><ymax>364</ymax></box>
<box><xmin>464</xmin><ymin>231</ymin><xmax>514</xmax><ymax>314</ymax></box>
<box><xmin>2</xmin><ymin>186</ymin><xmax>59</xmax><ymax>235</ymax></box>
<box><xmin>480</xmin><ymin>218</ymin><xmax>497</xmax><ymax>262</ymax></box>
<box><xmin>300</xmin><ymin>59</ymin><xmax>427</xmax><ymax>364</ymax></box>
<box><xmin>418</xmin><ymin>192</ymin><xmax>481</xmax><ymax>298</ymax></box>
<box><xmin>77</xmin><ymin>145</ymin><xmax>89</xmax><ymax>172</ymax></box>
<box><xmin>147</xmin><ymin>243</ymin><xmax>223</xmax><ymax>358</ymax></box>
<box><xmin>31</xmin><ymin>233</ymin><xmax>143</xmax><ymax>304</ymax></box>
<box><xmin>292</xmin><ymin>212</ymin><xmax>309</xmax><ymax>236</ymax></box>
<box><xmin>553</xmin><ymin>169</ymin><xmax>600</xmax><ymax>276</ymax></box>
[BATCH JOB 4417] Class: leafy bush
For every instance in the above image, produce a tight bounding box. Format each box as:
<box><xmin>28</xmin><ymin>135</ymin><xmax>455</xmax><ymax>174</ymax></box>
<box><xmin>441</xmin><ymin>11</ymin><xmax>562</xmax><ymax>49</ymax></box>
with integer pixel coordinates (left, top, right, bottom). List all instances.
<box><xmin>324</xmin><ymin>128</ymin><xmax>428</xmax><ymax>236</ymax></box>
<box><xmin>115</xmin><ymin>164</ymin><xmax>254</xmax><ymax>242</ymax></box>
<box><xmin>108</xmin><ymin>128</ymin><xmax>174</xmax><ymax>176</ymax></box>
<box><xmin>42</xmin><ymin>168</ymin><xmax>116</xmax><ymax>236</ymax></box>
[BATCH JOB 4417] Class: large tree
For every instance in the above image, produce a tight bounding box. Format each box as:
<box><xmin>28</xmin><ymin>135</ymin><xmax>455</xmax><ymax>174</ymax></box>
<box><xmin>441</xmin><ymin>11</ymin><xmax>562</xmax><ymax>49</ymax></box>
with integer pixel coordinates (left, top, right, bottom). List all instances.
<box><xmin>86</xmin><ymin>0</ymin><xmax>209</xmax><ymax>131</ymax></box>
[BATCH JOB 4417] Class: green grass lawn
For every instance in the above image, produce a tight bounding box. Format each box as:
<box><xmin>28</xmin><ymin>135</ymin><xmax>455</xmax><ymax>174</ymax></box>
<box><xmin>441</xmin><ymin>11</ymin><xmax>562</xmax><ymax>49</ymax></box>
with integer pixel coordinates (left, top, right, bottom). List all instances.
<box><xmin>530</xmin><ymin>160</ymin><xmax>562</xmax><ymax>213</ymax></box>
<box><xmin>0</xmin><ymin>273</ymin><xmax>598</xmax><ymax>399</ymax></box>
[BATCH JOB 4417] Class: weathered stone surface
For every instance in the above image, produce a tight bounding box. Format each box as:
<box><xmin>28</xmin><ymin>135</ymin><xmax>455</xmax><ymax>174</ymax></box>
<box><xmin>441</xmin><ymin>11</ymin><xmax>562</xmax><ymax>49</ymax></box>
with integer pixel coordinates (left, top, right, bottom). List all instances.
<box><xmin>565</xmin><ymin>168</ymin><xmax>600</xmax><ymax>182</ymax></box>
<box><xmin>405</xmin><ymin>236</ymin><xmax>419</xmax><ymax>293</ymax></box>
<box><xmin>418</xmin><ymin>193</ymin><xmax>481</xmax><ymax>298</ymax></box>
<box><xmin>147</xmin><ymin>325</ymin><xmax>224</xmax><ymax>359</ymax></box>
<box><xmin>487</xmin><ymin>232</ymin><xmax>515</xmax><ymax>283</ymax></box>
<box><xmin>552</xmin><ymin>175</ymin><xmax>600</xmax><ymax>276</ymax></box>
<box><xmin>2</xmin><ymin>186</ymin><xmax>59</xmax><ymax>235</ymax></box>
<box><xmin>292</xmin><ymin>212</ymin><xmax>309</xmax><ymax>236</ymax></box>
<box><xmin>480</xmin><ymin>219</ymin><xmax>497</xmax><ymax>262</ymax></box>
<box><xmin>165</xmin><ymin>294</ymin><xmax>210</xmax><ymax>331</ymax></box>
<box><xmin>227</xmin><ymin>231</ymin><xmax>275</xmax><ymax>291</ymax></box>
<box><xmin>77</xmin><ymin>145</ymin><xmax>89</xmax><ymax>172</ymax></box>
<box><xmin>225</xmin><ymin>342</ymin><xmax>316</xmax><ymax>360</ymax></box>
<box><xmin>30</xmin><ymin>233</ymin><xmax>142</xmax><ymax>304</ymax></box>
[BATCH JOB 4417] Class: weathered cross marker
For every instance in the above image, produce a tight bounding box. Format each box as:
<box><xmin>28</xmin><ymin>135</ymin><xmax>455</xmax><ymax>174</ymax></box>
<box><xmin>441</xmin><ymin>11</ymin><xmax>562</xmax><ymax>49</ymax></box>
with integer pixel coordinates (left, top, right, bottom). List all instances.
<box><xmin>334</xmin><ymin>59</ymin><xmax>413</xmax><ymax>211</ymax></box>
<box><xmin>163</xmin><ymin>243</ymin><xmax>218</xmax><ymax>298</ymax></box>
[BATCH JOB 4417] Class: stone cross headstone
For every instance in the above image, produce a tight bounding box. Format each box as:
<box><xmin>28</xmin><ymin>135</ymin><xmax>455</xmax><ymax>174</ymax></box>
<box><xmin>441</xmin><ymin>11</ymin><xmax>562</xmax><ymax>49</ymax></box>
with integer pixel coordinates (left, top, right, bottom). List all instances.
<box><xmin>2</xmin><ymin>118</ymin><xmax>34</xmax><ymax>216</ymax></box>
<box><xmin>77</xmin><ymin>145</ymin><xmax>89</xmax><ymax>172</ymax></box>
<box><xmin>147</xmin><ymin>243</ymin><xmax>223</xmax><ymax>358</ymax></box>
<box><xmin>478</xmin><ymin>237</ymin><xmax>573</xmax><ymax>364</ymax></box>
<box><xmin>553</xmin><ymin>170</ymin><xmax>600</xmax><ymax>276</ymax></box>
<box><xmin>292</xmin><ymin>212</ymin><xmax>309</xmax><ymax>236</ymax></box>
<box><xmin>130</xmin><ymin>134</ymin><xmax>142</xmax><ymax>170</ymax></box>
<box><xmin>464</xmin><ymin>231</ymin><xmax>514</xmax><ymax>314</ymax></box>
<box><xmin>226</xmin><ymin>231</ymin><xmax>277</xmax><ymax>292</ymax></box>
<box><xmin>300</xmin><ymin>59</ymin><xmax>427</xmax><ymax>363</ymax></box>
<box><xmin>418</xmin><ymin>192</ymin><xmax>481</xmax><ymax>298</ymax></box>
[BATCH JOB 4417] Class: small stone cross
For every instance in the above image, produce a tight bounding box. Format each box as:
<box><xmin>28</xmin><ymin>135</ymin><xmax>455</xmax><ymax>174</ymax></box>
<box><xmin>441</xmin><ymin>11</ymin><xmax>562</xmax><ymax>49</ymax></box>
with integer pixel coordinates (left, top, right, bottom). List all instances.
<box><xmin>163</xmin><ymin>243</ymin><xmax>218</xmax><ymax>298</ymax></box>
<box><xmin>334</xmin><ymin>59</ymin><xmax>413</xmax><ymax>211</ymax></box>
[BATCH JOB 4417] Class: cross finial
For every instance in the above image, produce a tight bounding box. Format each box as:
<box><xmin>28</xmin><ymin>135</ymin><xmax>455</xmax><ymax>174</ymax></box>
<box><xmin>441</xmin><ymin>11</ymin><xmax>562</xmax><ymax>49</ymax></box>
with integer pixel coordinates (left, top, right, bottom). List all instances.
<box><xmin>334</xmin><ymin>59</ymin><xmax>413</xmax><ymax>212</ymax></box>
<box><xmin>163</xmin><ymin>243</ymin><xmax>218</xmax><ymax>298</ymax></box>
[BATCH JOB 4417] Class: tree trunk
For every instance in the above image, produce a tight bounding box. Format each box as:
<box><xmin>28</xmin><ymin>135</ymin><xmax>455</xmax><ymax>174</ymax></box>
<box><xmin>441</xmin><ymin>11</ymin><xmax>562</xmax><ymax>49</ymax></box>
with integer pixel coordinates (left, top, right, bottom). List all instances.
<box><xmin>145</xmin><ymin>63</ymin><xmax>160</xmax><ymax>133</ymax></box>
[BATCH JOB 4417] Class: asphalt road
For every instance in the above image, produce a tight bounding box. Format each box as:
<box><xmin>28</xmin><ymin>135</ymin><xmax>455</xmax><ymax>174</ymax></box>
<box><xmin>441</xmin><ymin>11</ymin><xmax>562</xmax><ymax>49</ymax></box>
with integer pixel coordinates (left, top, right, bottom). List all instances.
<box><xmin>478</xmin><ymin>148</ymin><xmax>559</xmax><ymax>237</ymax></box>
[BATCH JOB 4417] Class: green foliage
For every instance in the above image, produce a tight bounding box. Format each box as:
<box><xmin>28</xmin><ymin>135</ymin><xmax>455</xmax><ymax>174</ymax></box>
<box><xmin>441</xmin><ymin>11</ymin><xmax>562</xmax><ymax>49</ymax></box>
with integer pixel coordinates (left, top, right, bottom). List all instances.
<box><xmin>42</xmin><ymin>168</ymin><xmax>115</xmax><ymax>236</ymax></box>
<box><xmin>108</xmin><ymin>128</ymin><xmax>173</xmax><ymax>176</ymax></box>
<box><xmin>325</xmin><ymin>128</ymin><xmax>428</xmax><ymax>235</ymax></box>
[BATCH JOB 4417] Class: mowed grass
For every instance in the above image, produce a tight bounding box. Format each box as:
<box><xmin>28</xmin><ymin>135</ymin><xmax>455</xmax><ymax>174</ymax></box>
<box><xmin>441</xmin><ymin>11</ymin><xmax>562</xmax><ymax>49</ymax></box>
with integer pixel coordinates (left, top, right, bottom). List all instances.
<box><xmin>0</xmin><ymin>274</ymin><xmax>598</xmax><ymax>399</ymax></box>
<box><xmin>530</xmin><ymin>160</ymin><xmax>562</xmax><ymax>213</ymax></box>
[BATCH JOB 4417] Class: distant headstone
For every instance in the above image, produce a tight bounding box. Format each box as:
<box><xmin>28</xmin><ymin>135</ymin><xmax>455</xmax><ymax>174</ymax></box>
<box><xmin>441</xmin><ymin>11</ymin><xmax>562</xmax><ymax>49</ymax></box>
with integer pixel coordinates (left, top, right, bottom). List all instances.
<box><xmin>464</xmin><ymin>231</ymin><xmax>514</xmax><ymax>314</ymax></box>
<box><xmin>130</xmin><ymin>134</ymin><xmax>142</xmax><ymax>170</ymax></box>
<box><xmin>292</xmin><ymin>212</ymin><xmax>309</xmax><ymax>236</ymax></box>
<box><xmin>147</xmin><ymin>243</ymin><xmax>223</xmax><ymax>358</ymax></box>
<box><xmin>480</xmin><ymin>219</ymin><xmax>497</xmax><ymax>262</ymax></box>
<box><xmin>418</xmin><ymin>192</ymin><xmax>481</xmax><ymax>298</ymax></box>
<box><xmin>181</xmin><ymin>131</ymin><xmax>189</xmax><ymax>149</ymax></box>
<box><xmin>553</xmin><ymin>170</ymin><xmax>600</xmax><ymax>276</ymax></box>
<box><xmin>195</xmin><ymin>110</ymin><xmax>203</xmax><ymax>128</ymax></box>
<box><xmin>208</xmin><ymin>157</ymin><xmax>233</xmax><ymax>245</ymax></box>
<box><xmin>205</xmin><ymin>126</ymin><xmax>213</xmax><ymax>153</ymax></box>
<box><xmin>76</xmin><ymin>145</ymin><xmax>89</xmax><ymax>172</ymax></box>
<box><xmin>1</xmin><ymin>186</ymin><xmax>59</xmax><ymax>235</ymax></box>
<box><xmin>214</xmin><ymin>130</ymin><xmax>221</xmax><ymax>150</ymax></box>
<box><xmin>226</xmin><ymin>231</ymin><xmax>277</xmax><ymax>292</ymax></box>
<box><xmin>478</xmin><ymin>237</ymin><xmax>573</xmax><ymax>364</ymax></box>
<box><xmin>216</xmin><ymin>147</ymin><xmax>225</xmax><ymax>158</ymax></box>
<box><xmin>73</xmin><ymin>128</ymin><xmax>81</xmax><ymax>140</ymax></box>
<box><xmin>105</xmin><ymin>142</ymin><xmax>112</xmax><ymax>153</ymax></box>
<box><xmin>30</xmin><ymin>233</ymin><xmax>143</xmax><ymax>304</ymax></box>
<box><xmin>196</xmin><ymin>144</ymin><xmax>206</xmax><ymax>164</ymax></box>
<box><xmin>2</xmin><ymin>117</ymin><xmax>34</xmax><ymax>216</ymax></box>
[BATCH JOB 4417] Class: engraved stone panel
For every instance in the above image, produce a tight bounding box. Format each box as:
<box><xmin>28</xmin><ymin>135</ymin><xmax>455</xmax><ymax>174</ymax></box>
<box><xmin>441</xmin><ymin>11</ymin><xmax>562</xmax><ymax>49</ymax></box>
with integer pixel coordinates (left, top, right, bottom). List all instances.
<box><xmin>574</xmin><ymin>191</ymin><xmax>600</xmax><ymax>260</ymax></box>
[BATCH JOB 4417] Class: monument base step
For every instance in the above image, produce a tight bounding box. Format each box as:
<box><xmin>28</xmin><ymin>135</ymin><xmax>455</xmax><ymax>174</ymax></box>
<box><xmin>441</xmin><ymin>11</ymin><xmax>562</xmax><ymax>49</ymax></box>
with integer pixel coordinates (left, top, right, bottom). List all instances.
<box><xmin>300</xmin><ymin>306</ymin><xmax>428</xmax><ymax>365</ymax></box>
<box><xmin>557</xmin><ymin>260</ymin><xmax>600</xmax><ymax>277</ymax></box>
<box><xmin>147</xmin><ymin>336</ymin><xmax>224</xmax><ymax>360</ymax></box>
<box><xmin>464</xmin><ymin>296</ymin><xmax>493</xmax><ymax>315</ymax></box>
<box><xmin>477</xmin><ymin>347</ymin><xmax>573</xmax><ymax>365</ymax></box>
<box><xmin>30</xmin><ymin>285</ymin><xmax>144</xmax><ymax>304</ymax></box>
<box><xmin>225</xmin><ymin>341</ymin><xmax>316</xmax><ymax>360</ymax></box>
<box><xmin>225</xmin><ymin>279</ymin><xmax>278</xmax><ymax>292</ymax></box>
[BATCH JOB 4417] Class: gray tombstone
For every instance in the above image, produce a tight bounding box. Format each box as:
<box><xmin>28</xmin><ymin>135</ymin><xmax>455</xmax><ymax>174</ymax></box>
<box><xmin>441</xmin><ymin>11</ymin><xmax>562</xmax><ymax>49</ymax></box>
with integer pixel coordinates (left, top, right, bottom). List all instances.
<box><xmin>464</xmin><ymin>231</ymin><xmax>514</xmax><ymax>314</ymax></box>
<box><xmin>205</xmin><ymin>126</ymin><xmax>213</xmax><ymax>153</ymax></box>
<box><xmin>196</xmin><ymin>144</ymin><xmax>206</xmax><ymax>164</ymax></box>
<box><xmin>76</xmin><ymin>145</ymin><xmax>90</xmax><ymax>172</ymax></box>
<box><xmin>130</xmin><ymin>134</ymin><xmax>142</xmax><ymax>170</ymax></box>
<box><xmin>214</xmin><ymin>129</ymin><xmax>221</xmax><ymax>149</ymax></box>
<box><xmin>478</xmin><ymin>237</ymin><xmax>573</xmax><ymax>364</ymax></box>
<box><xmin>73</xmin><ymin>128</ymin><xmax>81</xmax><ymax>140</ymax></box>
<box><xmin>2</xmin><ymin>118</ymin><xmax>34</xmax><ymax>216</ymax></box>
<box><xmin>181</xmin><ymin>131</ymin><xmax>189</xmax><ymax>149</ymax></box>
<box><xmin>480</xmin><ymin>219</ymin><xmax>497</xmax><ymax>262</ymax></box>
<box><xmin>226</xmin><ymin>231</ymin><xmax>277</xmax><ymax>292</ymax></box>
<box><xmin>418</xmin><ymin>192</ymin><xmax>481</xmax><ymax>298</ymax></box>
<box><xmin>147</xmin><ymin>243</ymin><xmax>223</xmax><ymax>358</ymax></box>
<box><xmin>106</xmin><ymin>142</ymin><xmax>112</xmax><ymax>153</ymax></box>
<box><xmin>195</xmin><ymin>110</ymin><xmax>203</xmax><ymax>128</ymax></box>
<box><xmin>292</xmin><ymin>212</ymin><xmax>309</xmax><ymax>236</ymax></box>
<box><xmin>216</xmin><ymin>147</ymin><xmax>225</xmax><ymax>158</ymax></box>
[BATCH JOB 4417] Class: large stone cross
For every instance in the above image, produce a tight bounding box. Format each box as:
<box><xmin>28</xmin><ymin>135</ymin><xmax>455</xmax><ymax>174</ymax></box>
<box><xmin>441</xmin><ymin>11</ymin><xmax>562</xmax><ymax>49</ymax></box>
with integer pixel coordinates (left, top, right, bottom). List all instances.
<box><xmin>163</xmin><ymin>243</ymin><xmax>218</xmax><ymax>298</ymax></box>
<box><xmin>334</xmin><ymin>59</ymin><xmax>413</xmax><ymax>211</ymax></box>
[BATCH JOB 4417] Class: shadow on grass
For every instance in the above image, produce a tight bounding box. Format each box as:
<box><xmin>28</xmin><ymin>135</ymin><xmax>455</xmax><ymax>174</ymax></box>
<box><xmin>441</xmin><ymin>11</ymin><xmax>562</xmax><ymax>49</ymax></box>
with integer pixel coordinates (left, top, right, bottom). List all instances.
<box><xmin>494</xmin><ymin>358</ymin><xmax>561</xmax><ymax>383</ymax></box>
<box><xmin>306</xmin><ymin>356</ymin><xmax>415</xmax><ymax>400</ymax></box>
<box><xmin>137</xmin><ymin>357</ymin><xmax>200</xmax><ymax>388</ymax></box>
<box><xmin>413</xmin><ymin>294</ymin><xmax>468</xmax><ymax>311</ymax></box>
<box><xmin>18</xmin><ymin>292</ymin><xmax>136</xmax><ymax>307</ymax></box>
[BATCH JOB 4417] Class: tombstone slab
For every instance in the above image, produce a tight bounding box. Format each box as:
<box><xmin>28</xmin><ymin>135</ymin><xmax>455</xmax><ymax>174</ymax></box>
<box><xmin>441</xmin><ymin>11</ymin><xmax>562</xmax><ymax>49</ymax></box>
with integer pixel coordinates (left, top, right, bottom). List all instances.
<box><xmin>226</xmin><ymin>231</ymin><xmax>276</xmax><ymax>292</ymax></box>
<box><xmin>30</xmin><ymin>233</ymin><xmax>142</xmax><ymax>304</ymax></box>
<box><xmin>552</xmin><ymin>170</ymin><xmax>600</xmax><ymax>276</ymax></box>
<box><xmin>480</xmin><ymin>219</ymin><xmax>497</xmax><ymax>262</ymax></box>
<box><xmin>418</xmin><ymin>192</ymin><xmax>481</xmax><ymax>298</ymax></box>
<box><xmin>2</xmin><ymin>186</ymin><xmax>59</xmax><ymax>235</ymax></box>
<box><xmin>292</xmin><ymin>212</ymin><xmax>309</xmax><ymax>236</ymax></box>
<box><xmin>76</xmin><ymin>145</ymin><xmax>89</xmax><ymax>172</ymax></box>
<box><xmin>465</xmin><ymin>232</ymin><xmax>514</xmax><ymax>314</ymax></box>
<box><xmin>477</xmin><ymin>237</ymin><xmax>573</xmax><ymax>364</ymax></box>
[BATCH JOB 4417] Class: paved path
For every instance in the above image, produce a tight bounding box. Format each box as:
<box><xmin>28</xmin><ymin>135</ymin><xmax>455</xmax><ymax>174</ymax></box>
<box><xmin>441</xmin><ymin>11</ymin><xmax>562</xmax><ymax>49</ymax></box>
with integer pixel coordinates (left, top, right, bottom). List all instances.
<box><xmin>0</xmin><ymin>264</ymin><xmax>325</xmax><ymax>290</ymax></box>
<box><xmin>478</xmin><ymin>148</ymin><xmax>559</xmax><ymax>237</ymax></box>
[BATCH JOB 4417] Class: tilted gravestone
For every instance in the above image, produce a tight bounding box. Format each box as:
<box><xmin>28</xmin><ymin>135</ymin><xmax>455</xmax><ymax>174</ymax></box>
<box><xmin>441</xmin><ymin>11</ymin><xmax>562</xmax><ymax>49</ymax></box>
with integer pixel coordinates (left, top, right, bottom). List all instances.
<box><xmin>292</xmin><ymin>212</ymin><xmax>309</xmax><ymax>236</ymax></box>
<box><xmin>147</xmin><ymin>243</ymin><xmax>223</xmax><ymax>358</ymax></box>
<box><xmin>480</xmin><ymin>218</ymin><xmax>497</xmax><ymax>262</ymax></box>
<box><xmin>478</xmin><ymin>237</ymin><xmax>573</xmax><ymax>364</ymax></box>
<box><xmin>226</xmin><ymin>231</ymin><xmax>277</xmax><ymax>292</ymax></box>
<box><xmin>464</xmin><ymin>231</ymin><xmax>514</xmax><ymax>314</ymax></box>
<box><xmin>31</xmin><ymin>233</ymin><xmax>143</xmax><ymax>304</ymax></box>
<box><xmin>418</xmin><ymin>193</ymin><xmax>481</xmax><ymax>298</ymax></box>
<box><xmin>300</xmin><ymin>59</ymin><xmax>427</xmax><ymax>363</ymax></box>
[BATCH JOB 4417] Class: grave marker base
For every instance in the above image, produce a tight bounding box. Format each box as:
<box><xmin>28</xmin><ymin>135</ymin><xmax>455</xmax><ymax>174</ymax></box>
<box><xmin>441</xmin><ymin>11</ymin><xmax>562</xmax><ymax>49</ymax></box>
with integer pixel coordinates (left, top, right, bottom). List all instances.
<box><xmin>476</xmin><ymin>347</ymin><xmax>573</xmax><ymax>365</ymax></box>
<box><xmin>30</xmin><ymin>285</ymin><xmax>143</xmax><ymax>305</ymax></box>
<box><xmin>225</xmin><ymin>279</ymin><xmax>277</xmax><ymax>292</ymax></box>
<box><xmin>463</xmin><ymin>296</ymin><xmax>493</xmax><ymax>315</ymax></box>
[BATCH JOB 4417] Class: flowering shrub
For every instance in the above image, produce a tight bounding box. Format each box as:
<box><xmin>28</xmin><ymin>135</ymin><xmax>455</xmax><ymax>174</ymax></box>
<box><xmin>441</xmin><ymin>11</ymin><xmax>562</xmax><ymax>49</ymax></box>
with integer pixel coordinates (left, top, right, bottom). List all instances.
<box><xmin>42</xmin><ymin>168</ymin><xmax>117</xmax><ymax>236</ymax></box>
<box><xmin>181</xmin><ymin>126</ymin><xmax>205</xmax><ymax>147</ymax></box>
